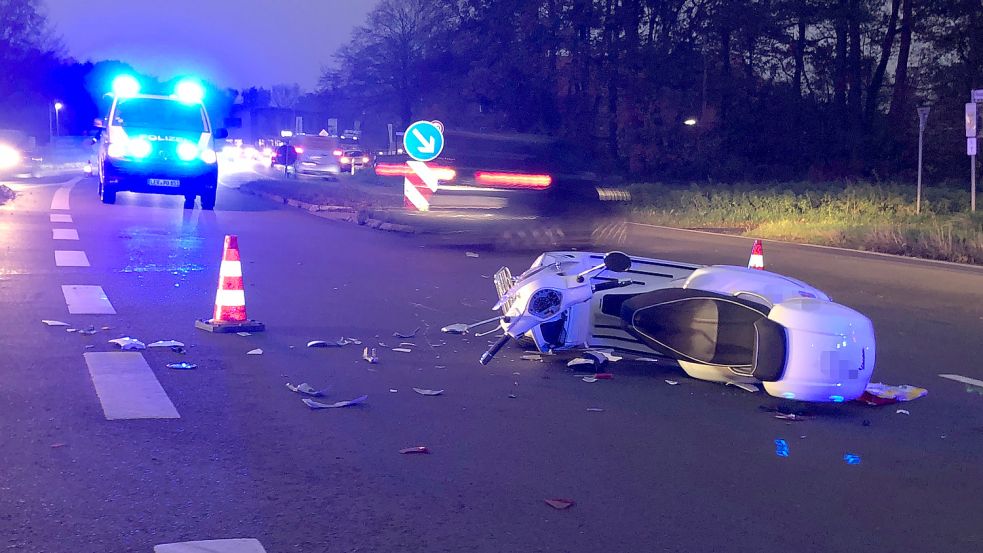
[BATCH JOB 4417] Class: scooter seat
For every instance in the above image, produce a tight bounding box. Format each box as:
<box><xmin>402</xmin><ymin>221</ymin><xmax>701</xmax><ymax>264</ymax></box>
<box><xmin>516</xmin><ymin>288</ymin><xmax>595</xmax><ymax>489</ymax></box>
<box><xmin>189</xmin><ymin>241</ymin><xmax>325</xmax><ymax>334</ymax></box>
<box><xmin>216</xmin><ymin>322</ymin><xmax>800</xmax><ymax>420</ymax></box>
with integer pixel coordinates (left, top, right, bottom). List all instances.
<box><xmin>620</xmin><ymin>288</ymin><xmax>787</xmax><ymax>381</ymax></box>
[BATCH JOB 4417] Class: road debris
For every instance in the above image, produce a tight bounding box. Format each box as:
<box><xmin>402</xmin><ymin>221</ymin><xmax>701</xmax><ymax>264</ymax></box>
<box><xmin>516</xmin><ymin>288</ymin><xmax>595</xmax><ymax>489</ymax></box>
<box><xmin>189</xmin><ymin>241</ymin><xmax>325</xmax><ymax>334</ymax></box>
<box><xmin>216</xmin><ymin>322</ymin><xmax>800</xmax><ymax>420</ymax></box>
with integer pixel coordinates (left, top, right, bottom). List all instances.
<box><xmin>42</xmin><ymin>320</ymin><xmax>69</xmax><ymax>327</ymax></box>
<box><xmin>389</xmin><ymin>389</ymin><xmax>398</xmax><ymax>393</ymax></box>
<box><xmin>399</xmin><ymin>446</ymin><xmax>430</xmax><ymax>454</ymax></box>
<box><xmin>148</xmin><ymin>340</ymin><xmax>185</xmax><ymax>348</ymax></box>
<box><xmin>440</xmin><ymin>323</ymin><xmax>469</xmax><ymax>334</ymax></box>
<box><xmin>521</xmin><ymin>353</ymin><xmax>543</xmax><ymax>362</ymax></box>
<box><xmin>362</xmin><ymin>347</ymin><xmax>379</xmax><ymax>364</ymax></box>
<box><xmin>302</xmin><ymin>395</ymin><xmax>368</xmax><ymax>409</ymax></box>
<box><xmin>166</xmin><ymin>362</ymin><xmax>197</xmax><ymax>370</ymax></box>
<box><xmin>398</xmin><ymin>342</ymin><xmax>416</xmax><ymax>348</ymax></box>
<box><xmin>307</xmin><ymin>340</ymin><xmax>341</xmax><ymax>348</ymax></box>
<box><xmin>843</xmin><ymin>453</ymin><xmax>861</xmax><ymax>465</ymax></box>
<box><xmin>465</xmin><ymin>251</ymin><xmax>480</xmax><ymax>258</ymax></box>
<box><xmin>236</xmin><ymin>332</ymin><xmax>251</xmax><ymax>337</ymax></box>
<box><xmin>726</xmin><ymin>381</ymin><xmax>759</xmax><ymax>393</ymax></box>
<box><xmin>938</xmin><ymin>373</ymin><xmax>983</xmax><ymax>395</ymax></box>
<box><xmin>77</xmin><ymin>327</ymin><xmax>98</xmax><ymax>335</ymax></box>
<box><xmin>857</xmin><ymin>382</ymin><xmax>927</xmax><ymax>405</ymax></box>
<box><xmin>582</xmin><ymin>376</ymin><xmax>598</xmax><ymax>383</ymax></box>
<box><xmin>286</xmin><ymin>382</ymin><xmax>328</xmax><ymax>397</ymax></box>
<box><xmin>50</xmin><ymin>443</ymin><xmax>66</xmax><ymax>448</ymax></box>
<box><xmin>392</xmin><ymin>348</ymin><xmax>412</xmax><ymax>353</ymax></box>
<box><xmin>587</xmin><ymin>350</ymin><xmax>623</xmax><ymax>363</ymax></box>
<box><xmin>508</xmin><ymin>393</ymin><xmax>517</xmax><ymax>398</ymax></box>
<box><xmin>393</xmin><ymin>327</ymin><xmax>420</xmax><ymax>339</ymax></box>
<box><xmin>896</xmin><ymin>409</ymin><xmax>911</xmax><ymax>415</ymax></box>
<box><xmin>246</xmin><ymin>348</ymin><xmax>263</xmax><ymax>355</ymax></box>
<box><xmin>544</xmin><ymin>499</ymin><xmax>574</xmax><ymax>510</ymax></box>
<box><xmin>664</xmin><ymin>379</ymin><xmax>679</xmax><ymax>386</ymax></box>
<box><xmin>586</xmin><ymin>408</ymin><xmax>605</xmax><ymax>412</ymax></box>
<box><xmin>567</xmin><ymin>358</ymin><xmax>594</xmax><ymax>368</ymax></box>
<box><xmin>774</xmin><ymin>413</ymin><xmax>810</xmax><ymax>421</ymax></box>
<box><xmin>108</xmin><ymin>337</ymin><xmax>146</xmax><ymax>351</ymax></box>
<box><xmin>774</xmin><ymin>439</ymin><xmax>789</xmax><ymax>457</ymax></box>
<box><xmin>413</xmin><ymin>388</ymin><xmax>444</xmax><ymax>396</ymax></box>
<box><xmin>66</xmin><ymin>328</ymin><xmax>77</xmax><ymax>333</ymax></box>
<box><xmin>594</xmin><ymin>373</ymin><xmax>613</xmax><ymax>380</ymax></box>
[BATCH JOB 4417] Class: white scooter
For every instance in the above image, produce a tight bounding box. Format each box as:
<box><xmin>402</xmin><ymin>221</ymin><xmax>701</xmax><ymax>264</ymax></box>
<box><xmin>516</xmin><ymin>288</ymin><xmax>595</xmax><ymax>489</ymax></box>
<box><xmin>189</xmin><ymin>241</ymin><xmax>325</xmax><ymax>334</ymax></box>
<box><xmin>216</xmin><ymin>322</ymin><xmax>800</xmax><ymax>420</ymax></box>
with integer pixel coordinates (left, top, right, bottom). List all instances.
<box><xmin>446</xmin><ymin>249</ymin><xmax>876</xmax><ymax>402</ymax></box>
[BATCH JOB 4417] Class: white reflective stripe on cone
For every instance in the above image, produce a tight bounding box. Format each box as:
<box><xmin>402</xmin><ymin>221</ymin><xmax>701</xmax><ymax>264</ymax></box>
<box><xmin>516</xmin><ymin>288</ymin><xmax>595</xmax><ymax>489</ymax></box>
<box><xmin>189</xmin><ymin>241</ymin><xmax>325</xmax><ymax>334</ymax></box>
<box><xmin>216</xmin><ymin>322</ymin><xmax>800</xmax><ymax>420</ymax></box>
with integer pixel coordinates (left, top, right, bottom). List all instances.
<box><xmin>219</xmin><ymin>260</ymin><xmax>243</xmax><ymax>278</ymax></box>
<box><xmin>216</xmin><ymin>289</ymin><xmax>246</xmax><ymax>306</ymax></box>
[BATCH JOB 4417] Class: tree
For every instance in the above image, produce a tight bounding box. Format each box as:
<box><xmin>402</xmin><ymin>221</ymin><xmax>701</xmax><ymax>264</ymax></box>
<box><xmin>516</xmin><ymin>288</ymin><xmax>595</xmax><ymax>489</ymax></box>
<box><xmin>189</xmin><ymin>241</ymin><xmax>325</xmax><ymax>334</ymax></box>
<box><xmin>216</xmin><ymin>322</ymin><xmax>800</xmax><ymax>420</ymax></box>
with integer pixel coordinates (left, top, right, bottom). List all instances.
<box><xmin>270</xmin><ymin>83</ymin><xmax>301</xmax><ymax>109</ymax></box>
<box><xmin>241</xmin><ymin>87</ymin><xmax>271</xmax><ymax>110</ymax></box>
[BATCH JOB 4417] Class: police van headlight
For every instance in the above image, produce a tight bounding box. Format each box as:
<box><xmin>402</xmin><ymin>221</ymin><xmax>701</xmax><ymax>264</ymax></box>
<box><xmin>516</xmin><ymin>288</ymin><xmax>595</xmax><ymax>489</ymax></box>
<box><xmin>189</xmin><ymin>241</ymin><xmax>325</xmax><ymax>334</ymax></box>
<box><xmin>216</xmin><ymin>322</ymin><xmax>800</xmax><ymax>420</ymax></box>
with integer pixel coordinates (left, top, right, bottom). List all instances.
<box><xmin>0</xmin><ymin>144</ymin><xmax>21</xmax><ymax>169</ymax></box>
<box><xmin>200</xmin><ymin>148</ymin><xmax>217</xmax><ymax>164</ymax></box>
<box><xmin>176</xmin><ymin>142</ymin><xmax>199</xmax><ymax>161</ymax></box>
<box><xmin>127</xmin><ymin>138</ymin><xmax>152</xmax><ymax>159</ymax></box>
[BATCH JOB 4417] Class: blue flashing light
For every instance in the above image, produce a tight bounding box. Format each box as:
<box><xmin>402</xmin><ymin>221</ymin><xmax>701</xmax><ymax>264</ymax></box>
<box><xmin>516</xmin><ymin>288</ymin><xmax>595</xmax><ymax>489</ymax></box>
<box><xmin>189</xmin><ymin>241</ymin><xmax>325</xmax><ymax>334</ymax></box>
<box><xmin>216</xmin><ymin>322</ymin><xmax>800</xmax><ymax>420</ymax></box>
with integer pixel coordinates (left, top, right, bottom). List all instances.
<box><xmin>112</xmin><ymin>75</ymin><xmax>141</xmax><ymax>98</ymax></box>
<box><xmin>176</xmin><ymin>142</ymin><xmax>199</xmax><ymax>161</ymax></box>
<box><xmin>829</xmin><ymin>395</ymin><xmax>845</xmax><ymax>403</ymax></box>
<box><xmin>128</xmin><ymin>138</ymin><xmax>152</xmax><ymax>159</ymax></box>
<box><xmin>175</xmin><ymin>80</ymin><xmax>204</xmax><ymax>104</ymax></box>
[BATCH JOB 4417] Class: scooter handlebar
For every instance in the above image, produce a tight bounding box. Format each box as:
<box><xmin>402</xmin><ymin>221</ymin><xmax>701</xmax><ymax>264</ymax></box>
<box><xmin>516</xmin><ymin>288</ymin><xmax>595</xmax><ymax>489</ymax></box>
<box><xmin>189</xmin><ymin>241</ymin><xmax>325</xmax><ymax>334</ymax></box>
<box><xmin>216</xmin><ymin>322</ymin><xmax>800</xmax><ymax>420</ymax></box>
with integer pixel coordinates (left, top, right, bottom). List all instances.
<box><xmin>479</xmin><ymin>334</ymin><xmax>512</xmax><ymax>365</ymax></box>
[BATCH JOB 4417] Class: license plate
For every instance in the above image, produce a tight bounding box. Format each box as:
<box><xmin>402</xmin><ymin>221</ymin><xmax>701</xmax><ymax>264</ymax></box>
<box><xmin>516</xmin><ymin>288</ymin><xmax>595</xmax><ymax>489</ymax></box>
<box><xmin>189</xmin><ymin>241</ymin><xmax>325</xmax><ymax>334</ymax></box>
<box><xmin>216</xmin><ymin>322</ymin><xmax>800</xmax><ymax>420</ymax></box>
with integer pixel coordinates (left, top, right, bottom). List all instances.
<box><xmin>148</xmin><ymin>178</ymin><xmax>180</xmax><ymax>187</ymax></box>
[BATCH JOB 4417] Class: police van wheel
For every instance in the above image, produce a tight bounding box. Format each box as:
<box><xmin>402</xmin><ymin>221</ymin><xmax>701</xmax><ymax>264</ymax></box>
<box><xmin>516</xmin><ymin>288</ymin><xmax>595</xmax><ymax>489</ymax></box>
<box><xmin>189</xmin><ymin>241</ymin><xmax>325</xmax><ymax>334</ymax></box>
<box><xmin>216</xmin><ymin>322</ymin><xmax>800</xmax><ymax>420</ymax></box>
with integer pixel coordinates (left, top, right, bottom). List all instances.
<box><xmin>200</xmin><ymin>189</ymin><xmax>216</xmax><ymax>211</ymax></box>
<box><xmin>99</xmin><ymin>182</ymin><xmax>116</xmax><ymax>204</ymax></box>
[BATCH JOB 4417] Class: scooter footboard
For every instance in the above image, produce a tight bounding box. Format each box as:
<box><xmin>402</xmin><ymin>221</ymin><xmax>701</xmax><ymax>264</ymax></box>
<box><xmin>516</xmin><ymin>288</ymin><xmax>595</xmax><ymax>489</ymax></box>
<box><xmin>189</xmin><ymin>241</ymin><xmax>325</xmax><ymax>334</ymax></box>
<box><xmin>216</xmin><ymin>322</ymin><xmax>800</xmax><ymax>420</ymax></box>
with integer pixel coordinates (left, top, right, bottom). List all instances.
<box><xmin>763</xmin><ymin>298</ymin><xmax>875</xmax><ymax>402</ymax></box>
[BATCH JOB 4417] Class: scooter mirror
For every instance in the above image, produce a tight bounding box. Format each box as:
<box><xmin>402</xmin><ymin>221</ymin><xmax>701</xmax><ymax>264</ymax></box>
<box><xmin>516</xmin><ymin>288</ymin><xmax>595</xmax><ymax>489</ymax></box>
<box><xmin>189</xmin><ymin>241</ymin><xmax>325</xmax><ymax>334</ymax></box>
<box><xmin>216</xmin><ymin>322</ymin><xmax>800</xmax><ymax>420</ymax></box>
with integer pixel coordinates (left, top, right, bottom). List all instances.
<box><xmin>603</xmin><ymin>251</ymin><xmax>631</xmax><ymax>273</ymax></box>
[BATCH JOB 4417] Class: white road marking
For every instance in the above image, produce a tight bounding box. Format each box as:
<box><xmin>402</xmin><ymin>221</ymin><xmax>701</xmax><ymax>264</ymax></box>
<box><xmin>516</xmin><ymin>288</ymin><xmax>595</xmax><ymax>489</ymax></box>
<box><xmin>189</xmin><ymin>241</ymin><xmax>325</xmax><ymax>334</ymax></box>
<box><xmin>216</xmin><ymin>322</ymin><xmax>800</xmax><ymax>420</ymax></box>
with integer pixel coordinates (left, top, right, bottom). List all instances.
<box><xmin>54</xmin><ymin>250</ymin><xmax>90</xmax><ymax>267</ymax></box>
<box><xmin>83</xmin><ymin>352</ymin><xmax>180</xmax><ymax>420</ymax></box>
<box><xmin>50</xmin><ymin>213</ymin><xmax>73</xmax><ymax>223</ymax></box>
<box><xmin>154</xmin><ymin>539</ymin><xmax>267</xmax><ymax>553</ymax></box>
<box><xmin>50</xmin><ymin>178</ymin><xmax>79</xmax><ymax>210</ymax></box>
<box><xmin>61</xmin><ymin>285</ymin><xmax>116</xmax><ymax>314</ymax></box>
<box><xmin>52</xmin><ymin>228</ymin><xmax>79</xmax><ymax>240</ymax></box>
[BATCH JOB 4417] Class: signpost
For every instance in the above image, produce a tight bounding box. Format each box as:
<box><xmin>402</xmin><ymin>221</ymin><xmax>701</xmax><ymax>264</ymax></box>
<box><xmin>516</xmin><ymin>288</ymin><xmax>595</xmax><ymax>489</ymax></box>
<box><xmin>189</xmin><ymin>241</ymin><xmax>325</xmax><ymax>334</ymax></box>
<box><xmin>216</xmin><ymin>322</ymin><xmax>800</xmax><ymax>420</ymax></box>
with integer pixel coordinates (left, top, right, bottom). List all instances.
<box><xmin>401</xmin><ymin>121</ymin><xmax>446</xmax><ymax>211</ymax></box>
<box><xmin>917</xmin><ymin>107</ymin><xmax>930</xmax><ymax>214</ymax></box>
<box><xmin>969</xmin><ymin>101</ymin><xmax>980</xmax><ymax>212</ymax></box>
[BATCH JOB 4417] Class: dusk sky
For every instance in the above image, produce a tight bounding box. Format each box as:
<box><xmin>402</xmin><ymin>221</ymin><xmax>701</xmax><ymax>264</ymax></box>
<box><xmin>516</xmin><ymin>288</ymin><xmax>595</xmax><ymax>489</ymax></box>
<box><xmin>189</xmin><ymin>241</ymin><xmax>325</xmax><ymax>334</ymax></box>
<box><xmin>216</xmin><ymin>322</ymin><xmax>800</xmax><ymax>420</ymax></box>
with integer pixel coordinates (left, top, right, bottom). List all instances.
<box><xmin>44</xmin><ymin>0</ymin><xmax>378</xmax><ymax>91</ymax></box>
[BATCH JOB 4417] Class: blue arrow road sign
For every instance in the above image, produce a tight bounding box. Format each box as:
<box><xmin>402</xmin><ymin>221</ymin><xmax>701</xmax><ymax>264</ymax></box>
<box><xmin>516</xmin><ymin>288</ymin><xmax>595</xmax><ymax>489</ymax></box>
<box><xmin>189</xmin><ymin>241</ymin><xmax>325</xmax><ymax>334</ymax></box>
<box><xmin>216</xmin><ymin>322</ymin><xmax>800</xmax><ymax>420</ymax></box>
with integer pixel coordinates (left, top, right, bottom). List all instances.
<box><xmin>403</xmin><ymin>120</ymin><xmax>444</xmax><ymax>162</ymax></box>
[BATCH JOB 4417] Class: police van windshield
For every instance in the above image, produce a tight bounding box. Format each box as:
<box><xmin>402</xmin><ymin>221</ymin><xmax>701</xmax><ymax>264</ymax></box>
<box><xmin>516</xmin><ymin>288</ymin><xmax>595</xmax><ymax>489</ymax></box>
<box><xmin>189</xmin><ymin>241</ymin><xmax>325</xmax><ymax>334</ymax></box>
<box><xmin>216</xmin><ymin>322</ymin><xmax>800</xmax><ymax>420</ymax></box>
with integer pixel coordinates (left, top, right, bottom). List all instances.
<box><xmin>113</xmin><ymin>97</ymin><xmax>207</xmax><ymax>132</ymax></box>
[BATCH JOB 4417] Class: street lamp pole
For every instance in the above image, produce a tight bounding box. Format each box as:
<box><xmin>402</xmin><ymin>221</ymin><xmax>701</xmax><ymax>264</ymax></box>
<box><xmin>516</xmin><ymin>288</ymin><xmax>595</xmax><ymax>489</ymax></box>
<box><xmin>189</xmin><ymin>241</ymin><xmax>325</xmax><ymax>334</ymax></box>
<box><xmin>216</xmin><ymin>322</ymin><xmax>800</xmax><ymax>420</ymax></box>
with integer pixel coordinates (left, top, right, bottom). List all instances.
<box><xmin>54</xmin><ymin>102</ymin><xmax>63</xmax><ymax>138</ymax></box>
<box><xmin>916</xmin><ymin>107</ymin><xmax>930</xmax><ymax>215</ymax></box>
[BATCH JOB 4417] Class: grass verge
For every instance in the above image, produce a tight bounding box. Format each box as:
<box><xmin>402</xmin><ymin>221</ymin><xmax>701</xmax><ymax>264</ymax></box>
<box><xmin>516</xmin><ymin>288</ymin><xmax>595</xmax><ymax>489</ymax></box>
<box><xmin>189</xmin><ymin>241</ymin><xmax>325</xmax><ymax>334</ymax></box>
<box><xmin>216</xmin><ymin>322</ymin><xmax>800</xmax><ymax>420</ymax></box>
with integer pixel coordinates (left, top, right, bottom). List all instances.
<box><xmin>237</xmin><ymin>172</ymin><xmax>401</xmax><ymax>210</ymax></box>
<box><xmin>627</xmin><ymin>182</ymin><xmax>983</xmax><ymax>265</ymax></box>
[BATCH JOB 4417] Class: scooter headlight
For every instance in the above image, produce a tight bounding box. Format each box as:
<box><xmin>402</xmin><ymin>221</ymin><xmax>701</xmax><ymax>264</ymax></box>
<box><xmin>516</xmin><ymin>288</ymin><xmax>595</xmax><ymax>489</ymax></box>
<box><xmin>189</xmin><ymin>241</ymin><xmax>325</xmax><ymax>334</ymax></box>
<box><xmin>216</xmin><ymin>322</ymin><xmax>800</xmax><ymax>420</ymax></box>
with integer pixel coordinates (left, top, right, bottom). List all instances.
<box><xmin>528</xmin><ymin>289</ymin><xmax>563</xmax><ymax>318</ymax></box>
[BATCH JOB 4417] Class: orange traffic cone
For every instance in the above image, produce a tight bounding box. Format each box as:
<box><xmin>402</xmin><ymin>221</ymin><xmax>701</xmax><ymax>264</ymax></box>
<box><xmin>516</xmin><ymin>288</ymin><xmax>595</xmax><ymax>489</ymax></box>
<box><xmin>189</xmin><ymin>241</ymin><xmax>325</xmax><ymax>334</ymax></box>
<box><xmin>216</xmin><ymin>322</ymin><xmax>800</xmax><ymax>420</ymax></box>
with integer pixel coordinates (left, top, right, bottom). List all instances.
<box><xmin>747</xmin><ymin>239</ymin><xmax>764</xmax><ymax>270</ymax></box>
<box><xmin>195</xmin><ymin>235</ymin><xmax>265</xmax><ymax>333</ymax></box>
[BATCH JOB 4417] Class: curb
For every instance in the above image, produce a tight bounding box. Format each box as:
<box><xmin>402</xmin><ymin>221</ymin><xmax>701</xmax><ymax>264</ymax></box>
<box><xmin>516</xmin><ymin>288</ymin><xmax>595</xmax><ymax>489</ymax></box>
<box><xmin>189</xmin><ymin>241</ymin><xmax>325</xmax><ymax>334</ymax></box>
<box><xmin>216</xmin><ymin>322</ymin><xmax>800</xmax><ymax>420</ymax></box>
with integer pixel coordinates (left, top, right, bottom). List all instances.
<box><xmin>240</xmin><ymin>187</ymin><xmax>417</xmax><ymax>234</ymax></box>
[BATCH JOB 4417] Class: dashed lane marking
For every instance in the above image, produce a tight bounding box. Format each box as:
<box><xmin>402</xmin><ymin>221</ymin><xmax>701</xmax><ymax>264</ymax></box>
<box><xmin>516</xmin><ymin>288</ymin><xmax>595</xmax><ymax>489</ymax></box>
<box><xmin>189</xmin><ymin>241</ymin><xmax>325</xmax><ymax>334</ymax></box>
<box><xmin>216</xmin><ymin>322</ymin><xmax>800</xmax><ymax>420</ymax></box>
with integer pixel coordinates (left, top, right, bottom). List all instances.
<box><xmin>61</xmin><ymin>285</ymin><xmax>116</xmax><ymax>314</ymax></box>
<box><xmin>52</xmin><ymin>228</ymin><xmax>79</xmax><ymax>240</ymax></box>
<box><xmin>49</xmin><ymin>213</ymin><xmax>73</xmax><ymax>223</ymax></box>
<box><xmin>49</xmin><ymin>178</ymin><xmax>79</xmax><ymax>211</ymax></box>
<box><xmin>154</xmin><ymin>539</ymin><xmax>267</xmax><ymax>552</ymax></box>
<box><xmin>54</xmin><ymin>250</ymin><xmax>90</xmax><ymax>267</ymax></box>
<box><xmin>83</xmin><ymin>352</ymin><xmax>180</xmax><ymax>420</ymax></box>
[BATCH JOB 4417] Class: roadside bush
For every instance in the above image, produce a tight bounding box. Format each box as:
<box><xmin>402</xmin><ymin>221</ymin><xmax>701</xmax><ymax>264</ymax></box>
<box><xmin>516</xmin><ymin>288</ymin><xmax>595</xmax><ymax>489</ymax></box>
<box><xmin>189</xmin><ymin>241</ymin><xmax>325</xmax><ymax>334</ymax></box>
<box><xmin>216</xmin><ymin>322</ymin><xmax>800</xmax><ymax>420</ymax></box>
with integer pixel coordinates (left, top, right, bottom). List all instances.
<box><xmin>0</xmin><ymin>185</ymin><xmax>15</xmax><ymax>205</ymax></box>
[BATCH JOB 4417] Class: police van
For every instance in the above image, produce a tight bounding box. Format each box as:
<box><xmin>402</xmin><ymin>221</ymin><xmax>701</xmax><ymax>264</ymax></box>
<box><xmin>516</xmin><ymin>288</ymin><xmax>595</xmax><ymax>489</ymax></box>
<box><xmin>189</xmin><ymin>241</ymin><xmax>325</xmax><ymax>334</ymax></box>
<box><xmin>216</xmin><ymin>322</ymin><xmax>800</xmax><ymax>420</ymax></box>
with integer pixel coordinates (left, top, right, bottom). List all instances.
<box><xmin>98</xmin><ymin>76</ymin><xmax>228</xmax><ymax>209</ymax></box>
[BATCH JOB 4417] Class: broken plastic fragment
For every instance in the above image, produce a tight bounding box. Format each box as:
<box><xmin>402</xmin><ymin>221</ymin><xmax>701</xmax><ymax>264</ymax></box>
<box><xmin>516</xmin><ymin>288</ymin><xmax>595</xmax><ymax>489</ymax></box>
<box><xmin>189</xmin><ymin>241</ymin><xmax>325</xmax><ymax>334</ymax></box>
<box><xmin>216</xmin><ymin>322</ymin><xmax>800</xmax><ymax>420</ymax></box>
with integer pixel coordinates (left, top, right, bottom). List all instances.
<box><xmin>286</xmin><ymin>382</ymin><xmax>328</xmax><ymax>397</ymax></box>
<box><xmin>594</xmin><ymin>373</ymin><xmax>613</xmax><ymax>380</ymax></box>
<box><xmin>167</xmin><ymin>362</ymin><xmax>197</xmax><ymax>370</ymax></box>
<box><xmin>441</xmin><ymin>323</ymin><xmax>469</xmax><ymax>335</ymax></box>
<box><xmin>774</xmin><ymin>413</ymin><xmax>809</xmax><ymax>421</ymax></box>
<box><xmin>362</xmin><ymin>347</ymin><xmax>379</xmax><ymax>364</ymax></box>
<box><xmin>42</xmin><ymin>320</ymin><xmax>69</xmax><ymax>327</ymax></box>
<box><xmin>307</xmin><ymin>340</ymin><xmax>341</xmax><ymax>348</ymax></box>
<box><xmin>726</xmin><ymin>381</ymin><xmax>759</xmax><ymax>393</ymax></box>
<box><xmin>465</xmin><ymin>251</ymin><xmax>479</xmax><ymax>258</ymax></box>
<box><xmin>843</xmin><ymin>453</ymin><xmax>861</xmax><ymax>465</ymax></box>
<box><xmin>108</xmin><ymin>337</ymin><xmax>146</xmax><ymax>351</ymax></box>
<box><xmin>581</xmin><ymin>376</ymin><xmax>598</xmax><ymax>383</ymax></box>
<box><xmin>775</xmin><ymin>439</ymin><xmax>789</xmax><ymax>457</ymax></box>
<box><xmin>236</xmin><ymin>332</ymin><xmax>251</xmax><ymax>337</ymax></box>
<box><xmin>896</xmin><ymin>409</ymin><xmax>911</xmax><ymax>415</ymax></box>
<box><xmin>392</xmin><ymin>348</ymin><xmax>412</xmax><ymax>353</ymax></box>
<box><xmin>246</xmin><ymin>348</ymin><xmax>263</xmax><ymax>355</ymax></box>
<box><xmin>521</xmin><ymin>354</ymin><xmax>543</xmax><ymax>362</ymax></box>
<box><xmin>148</xmin><ymin>340</ymin><xmax>185</xmax><ymax>348</ymax></box>
<box><xmin>664</xmin><ymin>379</ymin><xmax>679</xmax><ymax>385</ymax></box>
<box><xmin>77</xmin><ymin>327</ymin><xmax>98</xmax><ymax>335</ymax></box>
<box><xmin>389</xmin><ymin>389</ymin><xmax>398</xmax><ymax>393</ymax></box>
<box><xmin>567</xmin><ymin>358</ymin><xmax>594</xmax><ymax>368</ymax></box>
<box><xmin>303</xmin><ymin>395</ymin><xmax>367</xmax><ymax>409</ymax></box>
<box><xmin>857</xmin><ymin>382</ymin><xmax>927</xmax><ymax>405</ymax></box>
<box><xmin>544</xmin><ymin>498</ymin><xmax>574</xmax><ymax>510</ymax></box>
<box><xmin>413</xmin><ymin>387</ymin><xmax>444</xmax><ymax>396</ymax></box>
<box><xmin>586</xmin><ymin>407</ymin><xmax>604</xmax><ymax>412</ymax></box>
<box><xmin>393</xmin><ymin>327</ymin><xmax>420</xmax><ymax>339</ymax></box>
<box><xmin>66</xmin><ymin>328</ymin><xmax>77</xmax><ymax>333</ymax></box>
<box><xmin>399</xmin><ymin>446</ymin><xmax>430</xmax><ymax>454</ymax></box>
<box><xmin>588</xmin><ymin>350</ymin><xmax>623</xmax><ymax>363</ymax></box>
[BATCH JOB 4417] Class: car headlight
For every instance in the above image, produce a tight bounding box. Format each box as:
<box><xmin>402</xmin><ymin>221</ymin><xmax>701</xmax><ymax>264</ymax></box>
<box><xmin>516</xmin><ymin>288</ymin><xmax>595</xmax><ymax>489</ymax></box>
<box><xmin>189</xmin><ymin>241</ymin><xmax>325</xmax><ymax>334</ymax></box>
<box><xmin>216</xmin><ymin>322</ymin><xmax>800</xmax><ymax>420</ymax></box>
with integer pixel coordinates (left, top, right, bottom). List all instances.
<box><xmin>0</xmin><ymin>144</ymin><xmax>21</xmax><ymax>169</ymax></box>
<box><xmin>200</xmin><ymin>148</ymin><xmax>217</xmax><ymax>164</ymax></box>
<box><xmin>528</xmin><ymin>289</ymin><xmax>563</xmax><ymax>318</ymax></box>
<box><xmin>177</xmin><ymin>142</ymin><xmax>199</xmax><ymax>161</ymax></box>
<box><xmin>128</xmin><ymin>138</ymin><xmax>152</xmax><ymax>159</ymax></box>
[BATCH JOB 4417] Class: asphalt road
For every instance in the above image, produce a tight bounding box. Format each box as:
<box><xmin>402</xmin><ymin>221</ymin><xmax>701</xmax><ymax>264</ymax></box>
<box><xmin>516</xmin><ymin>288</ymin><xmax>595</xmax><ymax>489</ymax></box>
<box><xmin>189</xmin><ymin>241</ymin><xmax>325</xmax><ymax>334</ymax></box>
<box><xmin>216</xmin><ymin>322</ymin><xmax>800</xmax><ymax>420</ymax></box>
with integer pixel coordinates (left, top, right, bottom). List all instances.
<box><xmin>1</xmin><ymin>171</ymin><xmax>982</xmax><ymax>552</ymax></box>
